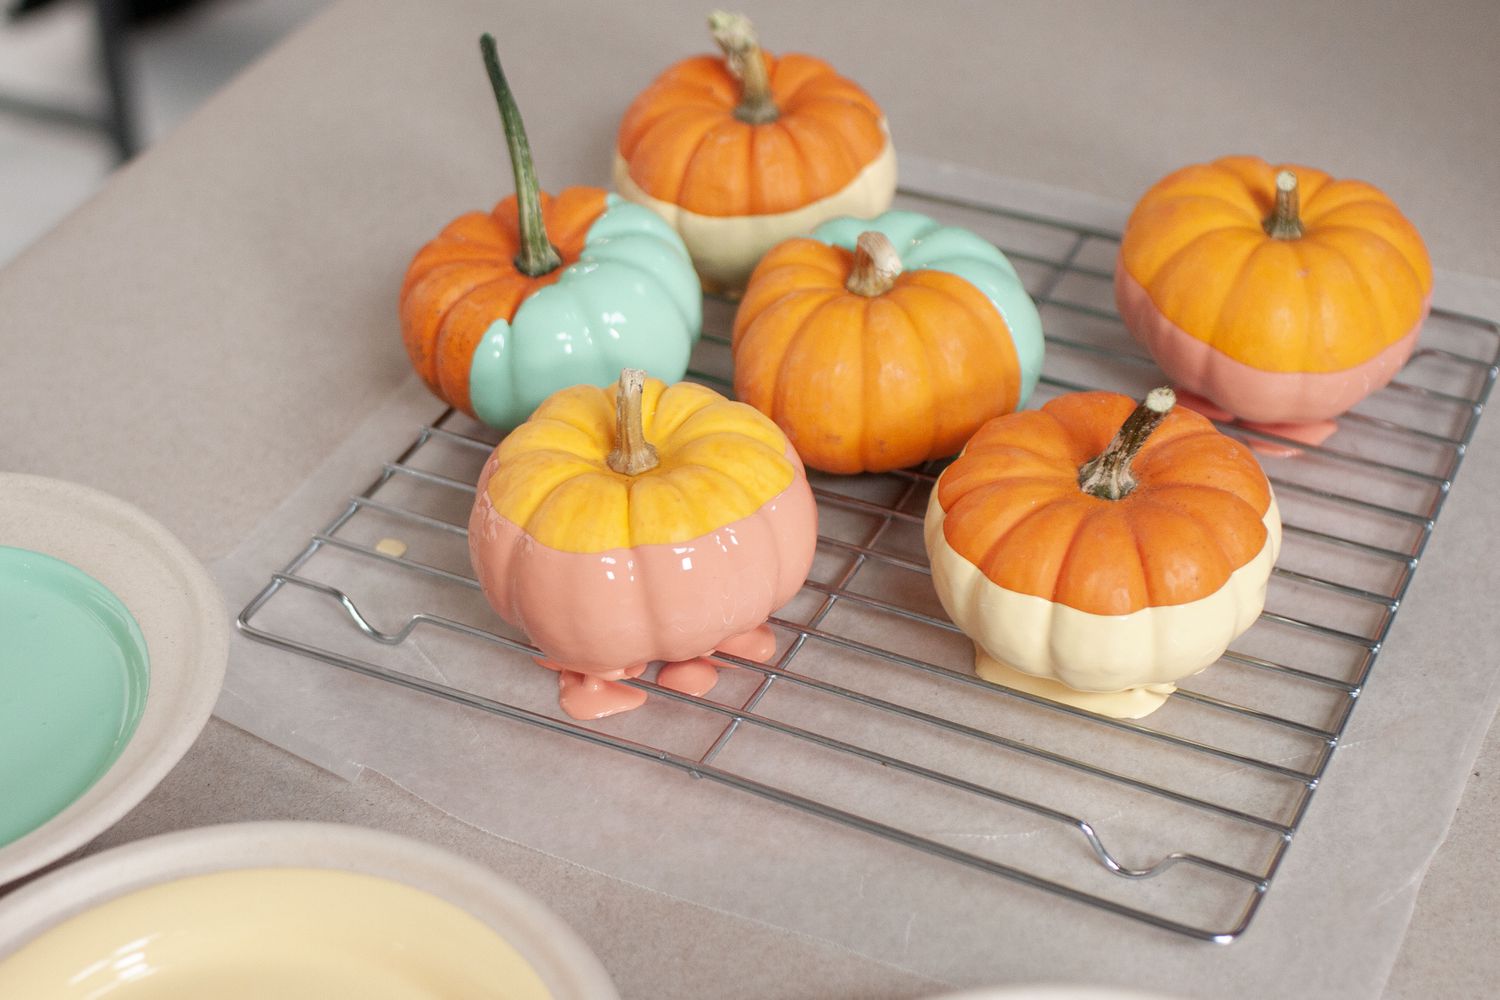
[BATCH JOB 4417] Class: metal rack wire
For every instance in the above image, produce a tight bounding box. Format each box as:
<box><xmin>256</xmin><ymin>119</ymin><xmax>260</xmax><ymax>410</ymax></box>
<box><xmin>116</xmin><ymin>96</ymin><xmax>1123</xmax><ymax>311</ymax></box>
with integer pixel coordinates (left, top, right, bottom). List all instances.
<box><xmin>238</xmin><ymin>183</ymin><xmax>1500</xmax><ymax>943</ymax></box>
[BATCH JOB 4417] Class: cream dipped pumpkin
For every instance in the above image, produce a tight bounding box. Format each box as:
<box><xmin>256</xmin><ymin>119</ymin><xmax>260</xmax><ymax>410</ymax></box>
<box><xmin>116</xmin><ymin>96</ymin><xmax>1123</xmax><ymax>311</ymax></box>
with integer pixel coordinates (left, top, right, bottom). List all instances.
<box><xmin>925</xmin><ymin>388</ymin><xmax>1280</xmax><ymax>719</ymax></box>
<box><xmin>613</xmin><ymin>11</ymin><xmax>896</xmax><ymax>294</ymax></box>
<box><xmin>469</xmin><ymin>369</ymin><xmax>817</xmax><ymax>720</ymax></box>
<box><xmin>1116</xmin><ymin>156</ymin><xmax>1432</xmax><ymax>435</ymax></box>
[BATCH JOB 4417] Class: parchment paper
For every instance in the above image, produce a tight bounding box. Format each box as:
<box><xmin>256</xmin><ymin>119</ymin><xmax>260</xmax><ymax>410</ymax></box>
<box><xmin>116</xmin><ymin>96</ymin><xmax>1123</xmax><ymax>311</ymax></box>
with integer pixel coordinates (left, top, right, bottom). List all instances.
<box><xmin>212</xmin><ymin>159</ymin><xmax>1500</xmax><ymax>997</ymax></box>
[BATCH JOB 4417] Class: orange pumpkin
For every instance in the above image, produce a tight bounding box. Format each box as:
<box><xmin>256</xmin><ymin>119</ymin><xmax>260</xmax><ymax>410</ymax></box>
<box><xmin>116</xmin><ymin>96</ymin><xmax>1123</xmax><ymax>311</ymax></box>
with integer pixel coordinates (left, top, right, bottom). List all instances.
<box><xmin>925</xmin><ymin>389</ymin><xmax>1281</xmax><ymax>719</ymax></box>
<box><xmin>1116</xmin><ymin>156</ymin><xmax>1433</xmax><ymax>432</ymax></box>
<box><xmin>731</xmin><ymin>212</ymin><xmax>1044</xmax><ymax>474</ymax></box>
<box><xmin>613</xmin><ymin>11</ymin><xmax>897</xmax><ymax>292</ymax></box>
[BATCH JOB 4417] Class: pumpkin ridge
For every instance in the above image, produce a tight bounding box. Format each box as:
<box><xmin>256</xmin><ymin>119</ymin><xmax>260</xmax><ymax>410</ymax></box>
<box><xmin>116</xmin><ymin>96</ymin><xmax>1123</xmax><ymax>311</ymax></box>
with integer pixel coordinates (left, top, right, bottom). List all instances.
<box><xmin>666</xmin><ymin>460</ymin><xmax>762</xmax><ymax>511</ymax></box>
<box><xmin>770</xmin><ymin>292</ymin><xmax>853</xmax><ymax>423</ymax></box>
<box><xmin>735</xmin><ymin>288</ymin><xmax>842</xmax><ymax>404</ymax></box>
<box><xmin>1136</xmin><ymin>487</ymin><xmax>1268</xmax><ymax>568</ymax></box>
<box><xmin>968</xmin><ymin>495</ymin><xmax>1083</xmax><ymax>580</ymax></box>
<box><xmin>1302</xmin><ymin>196</ymin><xmax>1407</xmax><ymax>224</ymax></box>
<box><xmin>1143</xmin><ymin>223</ymin><xmax>1262</xmax><ymax>292</ymax></box>
<box><xmin>1124</xmin><ymin>499</ymin><xmax>1235</xmax><ymax>607</ymax></box>
<box><xmin>644</xmin><ymin>109</ymin><xmax>730</xmax><ymax>206</ymax></box>
<box><xmin>902</xmin><ymin>273</ymin><xmax>1023</xmax><ymax>413</ymax></box>
<box><xmin>1052</xmin><ymin>505</ymin><xmax>1132</xmax><ymax>611</ymax></box>
<box><xmin>1313</xmin><ymin>229</ymin><xmax>1422</xmax><ymax>350</ymax></box>
<box><xmin>880</xmin><ymin>290</ymin><xmax>948</xmax><ymax>451</ymax></box>
<box><xmin>771</xmin><ymin>54</ymin><xmax>845</xmax><ymax>105</ymax></box>
<box><xmin>1132</xmin><ymin>194</ymin><xmax>1262</xmax><ymax>232</ymax></box>
<box><xmin>1310</xmin><ymin>224</ymin><xmax>1429</xmax><ymax>297</ymax></box>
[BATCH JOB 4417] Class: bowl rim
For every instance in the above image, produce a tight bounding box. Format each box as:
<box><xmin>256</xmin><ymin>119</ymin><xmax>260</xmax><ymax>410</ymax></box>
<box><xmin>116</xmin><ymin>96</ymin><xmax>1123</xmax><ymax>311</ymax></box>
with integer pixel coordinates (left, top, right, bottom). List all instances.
<box><xmin>0</xmin><ymin>472</ymin><xmax>229</xmax><ymax>886</ymax></box>
<box><xmin>0</xmin><ymin>820</ymin><xmax>619</xmax><ymax>999</ymax></box>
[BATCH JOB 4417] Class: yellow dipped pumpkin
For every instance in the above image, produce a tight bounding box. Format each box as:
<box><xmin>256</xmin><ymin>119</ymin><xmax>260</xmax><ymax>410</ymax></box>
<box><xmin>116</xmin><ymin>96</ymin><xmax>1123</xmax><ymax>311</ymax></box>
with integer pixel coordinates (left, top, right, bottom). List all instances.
<box><xmin>468</xmin><ymin>370</ymin><xmax>817</xmax><ymax>720</ymax></box>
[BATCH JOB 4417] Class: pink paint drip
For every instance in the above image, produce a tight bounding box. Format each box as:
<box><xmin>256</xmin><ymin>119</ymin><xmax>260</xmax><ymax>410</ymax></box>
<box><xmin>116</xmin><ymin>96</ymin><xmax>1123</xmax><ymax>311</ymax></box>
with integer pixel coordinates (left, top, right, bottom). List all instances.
<box><xmin>1172</xmin><ymin>388</ymin><xmax>1338</xmax><ymax>458</ymax></box>
<box><xmin>536</xmin><ymin>623</ymin><xmax>781</xmax><ymax>719</ymax></box>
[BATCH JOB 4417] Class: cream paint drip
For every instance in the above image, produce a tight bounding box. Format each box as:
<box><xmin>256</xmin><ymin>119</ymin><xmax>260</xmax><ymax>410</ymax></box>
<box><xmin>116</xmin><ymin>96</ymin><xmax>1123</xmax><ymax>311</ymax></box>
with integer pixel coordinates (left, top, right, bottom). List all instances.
<box><xmin>0</xmin><ymin>868</ymin><xmax>552</xmax><ymax>1000</ymax></box>
<box><xmin>612</xmin><ymin>135</ymin><xmax>897</xmax><ymax>292</ymax></box>
<box><xmin>924</xmin><ymin>491</ymin><xmax>1282</xmax><ymax>719</ymax></box>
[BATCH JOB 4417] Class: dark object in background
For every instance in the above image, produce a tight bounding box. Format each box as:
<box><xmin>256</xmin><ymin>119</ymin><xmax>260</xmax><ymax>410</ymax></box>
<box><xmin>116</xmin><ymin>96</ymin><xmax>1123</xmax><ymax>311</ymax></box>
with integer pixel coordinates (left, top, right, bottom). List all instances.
<box><xmin>8</xmin><ymin>0</ymin><xmax>210</xmax><ymax>26</ymax></box>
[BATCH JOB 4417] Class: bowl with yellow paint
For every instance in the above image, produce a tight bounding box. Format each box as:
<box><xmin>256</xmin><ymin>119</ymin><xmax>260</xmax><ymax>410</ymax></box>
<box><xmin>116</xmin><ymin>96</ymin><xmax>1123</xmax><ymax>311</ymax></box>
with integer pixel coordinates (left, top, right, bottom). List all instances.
<box><xmin>0</xmin><ymin>822</ymin><xmax>618</xmax><ymax>999</ymax></box>
<box><xmin>0</xmin><ymin>474</ymin><xmax>228</xmax><ymax>887</ymax></box>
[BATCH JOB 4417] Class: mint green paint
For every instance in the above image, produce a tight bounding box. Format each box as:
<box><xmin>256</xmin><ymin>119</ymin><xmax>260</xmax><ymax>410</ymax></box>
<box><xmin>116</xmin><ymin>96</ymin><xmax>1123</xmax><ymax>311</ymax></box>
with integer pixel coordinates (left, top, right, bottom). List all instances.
<box><xmin>0</xmin><ymin>546</ymin><xmax>149</xmax><ymax>847</ymax></box>
<box><xmin>468</xmin><ymin>195</ymin><xmax>702</xmax><ymax>429</ymax></box>
<box><xmin>813</xmin><ymin>210</ymin><xmax>1045</xmax><ymax>406</ymax></box>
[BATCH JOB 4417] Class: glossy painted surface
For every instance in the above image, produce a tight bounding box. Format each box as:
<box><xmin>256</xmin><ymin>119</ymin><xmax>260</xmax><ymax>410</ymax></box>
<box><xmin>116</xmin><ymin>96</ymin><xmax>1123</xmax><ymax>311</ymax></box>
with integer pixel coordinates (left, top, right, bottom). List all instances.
<box><xmin>814</xmin><ymin>209</ymin><xmax>1045</xmax><ymax>406</ymax></box>
<box><xmin>464</xmin><ymin>194</ymin><xmax>702</xmax><ymax>428</ymax></box>
<box><xmin>0</xmin><ymin>546</ymin><xmax>148</xmax><ymax>847</ymax></box>
<box><xmin>0</xmin><ymin>868</ymin><xmax>552</xmax><ymax>999</ymax></box>
<box><xmin>612</xmin><ymin>138</ymin><xmax>897</xmax><ymax>293</ymax></box>
<box><xmin>470</xmin><ymin>453</ymin><xmax>816</xmax><ymax>681</ymax></box>
<box><xmin>484</xmin><ymin>378</ymin><xmax>795</xmax><ymax>552</ymax></box>
<box><xmin>927</xmin><ymin>495</ymin><xmax>1280</xmax><ymax>719</ymax></box>
<box><xmin>1118</xmin><ymin>266</ymin><xmax>1429</xmax><ymax>423</ymax></box>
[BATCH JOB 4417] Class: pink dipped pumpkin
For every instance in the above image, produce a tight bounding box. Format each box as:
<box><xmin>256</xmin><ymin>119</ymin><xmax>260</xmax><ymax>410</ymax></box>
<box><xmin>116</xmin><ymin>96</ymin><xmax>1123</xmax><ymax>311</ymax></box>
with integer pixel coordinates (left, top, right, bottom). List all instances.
<box><xmin>468</xmin><ymin>369</ymin><xmax>817</xmax><ymax>719</ymax></box>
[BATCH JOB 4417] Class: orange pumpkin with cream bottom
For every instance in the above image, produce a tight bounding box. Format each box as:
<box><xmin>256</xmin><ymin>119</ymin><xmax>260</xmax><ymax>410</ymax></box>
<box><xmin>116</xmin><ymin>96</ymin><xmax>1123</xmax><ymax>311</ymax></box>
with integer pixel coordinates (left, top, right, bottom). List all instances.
<box><xmin>614</xmin><ymin>11</ymin><xmax>896</xmax><ymax>293</ymax></box>
<box><xmin>468</xmin><ymin>370</ymin><xmax>817</xmax><ymax>720</ymax></box>
<box><xmin>925</xmin><ymin>388</ymin><xmax>1280</xmax><ymax>719</ymax></box>
<box><xmin>1116</xmin><ymin>156</ymin><xmax>1432</xmax><ymax>447</ymax></box>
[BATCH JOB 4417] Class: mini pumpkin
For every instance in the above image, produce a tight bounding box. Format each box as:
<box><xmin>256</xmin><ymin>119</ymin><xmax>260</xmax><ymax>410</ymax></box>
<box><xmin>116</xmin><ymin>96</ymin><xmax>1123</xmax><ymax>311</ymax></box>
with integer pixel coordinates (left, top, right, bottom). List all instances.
<box><xmin>925</xmin><ymin>388</ymin><xmax>1280</xmax><ymax>719</ymax></box>
<box><xmin>1116</xmin><ymin>156</ymin><xmax>1432</xmax><ymax>440</ymax></box>
<box><xmin>731</xmin><ymin>210</ymin><xmax>1044</xmax><ymax>474</ymax></box>
<box><xmin>401</xmin><ymin>35</ymin><xmax>701</xmax><ymax>430</ymax></box>
<box><xmin>469</xmin><ymin>369</ymin><xmax>817</xmax><ymax>720</ymax></box>
<box><xmin>613</xmin><ymin>11</ymin><xmax>897</xmax><ymax>294</ymax></box>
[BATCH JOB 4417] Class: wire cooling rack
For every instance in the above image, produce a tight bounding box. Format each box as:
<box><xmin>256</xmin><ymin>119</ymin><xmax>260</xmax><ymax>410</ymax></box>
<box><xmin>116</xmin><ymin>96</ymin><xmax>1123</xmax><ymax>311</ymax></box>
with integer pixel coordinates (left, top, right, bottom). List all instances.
<box><xmin>238</xmin><ymin>183</ymin><xmax>1500</xmax><ymax>942</ymax></box>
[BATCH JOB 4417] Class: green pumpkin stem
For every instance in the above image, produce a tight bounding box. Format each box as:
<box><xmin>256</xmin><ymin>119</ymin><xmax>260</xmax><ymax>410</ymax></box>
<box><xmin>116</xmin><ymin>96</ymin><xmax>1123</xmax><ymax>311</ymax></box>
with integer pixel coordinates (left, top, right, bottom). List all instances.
<box><xmin>480</xmin><ymin>34</ymin><xmax>561</xmax><ymax>277</ymax></box>
<box><xmin>845</xmin><ymin>231</ymin><xmax>902</xmax><ymax>296</ymax></box>
<box><xmin>1078</xmin><ymin>387</ymin><xmax>1176</xmax><ymax>500</ymax></box>
<box><xmin>709</xmin><ymin>11</ymin><xmax>779</xmax><ymax>125</ymax></box>
<box><xmin>607</xmin><ymin>369</ymin><xmax>661</xmax><ymax>476</ymax></box>
<box><xmin>1263</xmin><ymin>169</ymin><xmax>1305</xmax><ymax>240</ymax></box>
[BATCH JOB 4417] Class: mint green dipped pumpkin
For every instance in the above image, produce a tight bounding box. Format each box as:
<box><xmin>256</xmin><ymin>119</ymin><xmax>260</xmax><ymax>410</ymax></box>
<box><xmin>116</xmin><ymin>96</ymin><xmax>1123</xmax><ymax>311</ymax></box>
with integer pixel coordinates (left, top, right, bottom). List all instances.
<box><xmin>731</xmin><ymin>209</ymin><xmax>1044</xmax><ymax>473</ymax></box>
<box><xmin>400</xmin><ymin>35</ymin><xmax>701</xmax><ymax>430</ymax></box>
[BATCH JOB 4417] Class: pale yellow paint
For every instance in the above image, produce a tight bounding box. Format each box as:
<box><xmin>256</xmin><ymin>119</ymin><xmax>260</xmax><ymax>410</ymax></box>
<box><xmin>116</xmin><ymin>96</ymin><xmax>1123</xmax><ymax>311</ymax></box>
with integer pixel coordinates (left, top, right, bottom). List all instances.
<box><xmin>0</xmin><ymin>868</ymin><xmax>552</xmax><ymax>999</ymax></box>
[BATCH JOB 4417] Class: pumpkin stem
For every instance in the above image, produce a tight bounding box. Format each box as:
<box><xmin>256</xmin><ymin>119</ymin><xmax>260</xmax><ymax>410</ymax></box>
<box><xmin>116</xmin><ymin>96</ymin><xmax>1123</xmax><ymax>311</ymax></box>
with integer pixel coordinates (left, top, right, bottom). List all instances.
<box><xmin>607</xmin><ymin>368</ymin><xmax>661</xmax><ymax>476</ymax></box>
<box><xmin>1078</xmin><ymin>387</ymin><xmax>1176</xmax><ymax>501</ymax></box>
<box><xmin>709</xmin><ymin>10</ymin><xmax>779</xmax><ymax>125</ymax></box>
<box><xmin>845</xmin><ymin>231</ymin><xmax>903</xmax><ymax>297</ymax></box>
<box><xmin>480</xmin><ymin>34</ymin><xmax>562</xmax><ymax>278</ymax></box>
<box><xmin>1263</xmin><ymin>169</ymin><xmax>1305</xmax><ymax>240</ymax></box>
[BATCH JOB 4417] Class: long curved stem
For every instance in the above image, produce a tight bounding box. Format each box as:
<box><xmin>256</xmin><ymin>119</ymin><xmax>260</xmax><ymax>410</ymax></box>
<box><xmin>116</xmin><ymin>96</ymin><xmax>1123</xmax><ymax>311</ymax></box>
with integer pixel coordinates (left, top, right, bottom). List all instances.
<box><xmin>480</xmin><ymin>34</ymin><xmax>561</xmax><ymax>277</ymax></box>
<box><xmin>607</xmin><ymin>369</ymin><xmax>660</xmax><ymax>476</ymax></box>
<box><xmin>1078</xmin><ymin>387</ymin><xmax>1176</xmax><ymax>500</ymax></box>
<box><xmin>709</xmin><ymin>11</ymin><xmax>778</xmax><ymax>124</ymax></box>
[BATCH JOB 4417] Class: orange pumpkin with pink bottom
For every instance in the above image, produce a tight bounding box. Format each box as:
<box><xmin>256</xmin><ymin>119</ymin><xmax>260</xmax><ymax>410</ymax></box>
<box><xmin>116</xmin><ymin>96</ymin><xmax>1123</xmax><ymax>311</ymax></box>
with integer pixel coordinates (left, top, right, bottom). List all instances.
<box><xmin>468</xmin><ymin>370</ymin><xmax>817</xmax><ymax>719</ymax></box>
<box><xmin>1116</xmin><ymin>156</ymin><xmax>1432</xmax><ymax>452</ymax></box>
